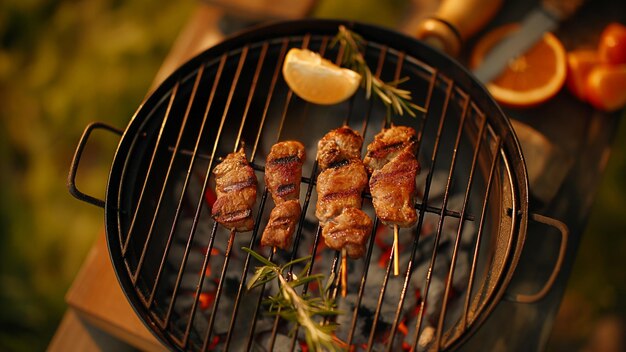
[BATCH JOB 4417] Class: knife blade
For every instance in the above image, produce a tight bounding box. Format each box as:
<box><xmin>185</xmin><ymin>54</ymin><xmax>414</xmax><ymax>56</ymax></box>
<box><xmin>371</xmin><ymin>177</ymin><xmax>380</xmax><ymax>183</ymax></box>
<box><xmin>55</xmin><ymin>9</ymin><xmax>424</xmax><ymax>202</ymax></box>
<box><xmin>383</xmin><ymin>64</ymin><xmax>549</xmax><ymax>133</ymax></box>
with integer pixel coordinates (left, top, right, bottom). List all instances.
<box><xmin>472</xmin><ymin>0</ymin><xmax>583</xmax><ymax>83</ymax></box>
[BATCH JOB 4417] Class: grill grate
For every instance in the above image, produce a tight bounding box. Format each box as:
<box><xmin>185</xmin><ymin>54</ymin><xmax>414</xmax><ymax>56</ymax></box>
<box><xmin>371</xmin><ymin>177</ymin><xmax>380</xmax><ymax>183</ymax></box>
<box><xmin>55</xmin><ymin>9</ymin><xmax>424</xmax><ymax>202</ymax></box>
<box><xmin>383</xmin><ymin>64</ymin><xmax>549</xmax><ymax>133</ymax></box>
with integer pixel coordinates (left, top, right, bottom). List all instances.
<box><xmin>110</xmin><ymin>29</ymin><xmax>518</xmax><ymax>351</ymax></box>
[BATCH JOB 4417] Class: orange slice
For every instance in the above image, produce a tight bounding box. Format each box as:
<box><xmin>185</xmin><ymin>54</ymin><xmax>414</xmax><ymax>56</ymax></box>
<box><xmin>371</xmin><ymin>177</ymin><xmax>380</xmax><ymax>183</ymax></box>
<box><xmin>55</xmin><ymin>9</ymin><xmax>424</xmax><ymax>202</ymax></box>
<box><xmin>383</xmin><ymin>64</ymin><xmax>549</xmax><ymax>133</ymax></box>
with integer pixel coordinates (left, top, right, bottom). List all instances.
<box><xmin>470</xmin><ymin>24</ymin><xmax>567</xmax><ymax>108</ymax></box>
<box><xmin>586</xmin><ymin>64</ymin><xmax>626</xmax><ymax>112</ymax></box>
<box><xmin>565</xmin><ymin>49</ymin><xmax>599</xmax><ymax>101</ymax></box>
<box><xmin>282</xmin><ymin>48</ymin><xmax>361</xmax><ymax>105</ymax></box>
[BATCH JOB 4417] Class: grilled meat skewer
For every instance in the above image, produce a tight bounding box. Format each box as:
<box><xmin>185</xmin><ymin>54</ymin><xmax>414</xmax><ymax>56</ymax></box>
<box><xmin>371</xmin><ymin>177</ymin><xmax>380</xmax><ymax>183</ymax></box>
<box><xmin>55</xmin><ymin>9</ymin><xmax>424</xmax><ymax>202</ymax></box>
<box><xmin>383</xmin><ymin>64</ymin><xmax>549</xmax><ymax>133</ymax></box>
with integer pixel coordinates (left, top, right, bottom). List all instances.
<box><xmin>315</xmin><ymin>126</ymin><xmax>372</xmax><ymax>259</ymax></box>
<box><xmin>365</xmin><ymin>125</ymin><xmax>419</xmax><ymax>228</ymax></box>
<box><xmin>365</xmin><ymin>125</ymin><xmax>419</xmax><ymax>275</ymax></box>
<box><xmin>261</xmin><ymin>141</ymin><xmax>306</xmax><ymax>250</ymax></box>
<box><xmin>211</xmin><ymin>148</ymin><xmax>258</xmax><ymax>232</ymax></box>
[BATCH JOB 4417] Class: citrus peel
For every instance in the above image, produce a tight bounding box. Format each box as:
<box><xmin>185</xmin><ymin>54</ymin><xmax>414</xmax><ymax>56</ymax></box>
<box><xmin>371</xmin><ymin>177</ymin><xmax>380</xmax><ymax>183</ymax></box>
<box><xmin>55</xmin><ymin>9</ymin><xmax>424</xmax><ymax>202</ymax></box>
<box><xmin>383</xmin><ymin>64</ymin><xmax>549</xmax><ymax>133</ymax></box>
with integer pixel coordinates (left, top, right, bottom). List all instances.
<box><xmin>471</xmin><ymin>24</ymin><xmax>567</xmax><ymax>108</ymax></box>
<box><xmin>282</xmin><ymin>48</ymin><xmax>361</xmax><ymax>105</ymax></box>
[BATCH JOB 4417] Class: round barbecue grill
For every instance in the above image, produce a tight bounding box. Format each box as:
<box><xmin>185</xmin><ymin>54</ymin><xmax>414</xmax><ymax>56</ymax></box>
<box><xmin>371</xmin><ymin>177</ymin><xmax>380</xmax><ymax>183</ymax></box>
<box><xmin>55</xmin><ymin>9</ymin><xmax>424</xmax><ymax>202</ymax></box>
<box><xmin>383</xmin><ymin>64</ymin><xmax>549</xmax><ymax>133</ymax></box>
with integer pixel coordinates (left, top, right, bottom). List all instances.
<box><xmin>68</xmin><ymin>20</ymin><xmax>568</xmax><ymax>351</ymax></box>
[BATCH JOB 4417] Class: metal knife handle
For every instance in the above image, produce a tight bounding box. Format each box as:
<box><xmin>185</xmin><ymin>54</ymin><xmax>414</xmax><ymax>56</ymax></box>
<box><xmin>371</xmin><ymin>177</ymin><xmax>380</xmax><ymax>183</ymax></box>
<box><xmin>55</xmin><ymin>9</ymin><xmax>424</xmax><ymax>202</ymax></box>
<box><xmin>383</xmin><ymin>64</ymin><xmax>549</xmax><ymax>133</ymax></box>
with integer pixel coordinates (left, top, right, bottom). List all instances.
<box><xmin>414</xmin><ymin>0</ymin><xmax>503</xmax><ymax>56</ymax></box>
<box><xmin>542</xmin><ymin>0</ymin><xmax>585</xmax><ymax>20</ymax></box>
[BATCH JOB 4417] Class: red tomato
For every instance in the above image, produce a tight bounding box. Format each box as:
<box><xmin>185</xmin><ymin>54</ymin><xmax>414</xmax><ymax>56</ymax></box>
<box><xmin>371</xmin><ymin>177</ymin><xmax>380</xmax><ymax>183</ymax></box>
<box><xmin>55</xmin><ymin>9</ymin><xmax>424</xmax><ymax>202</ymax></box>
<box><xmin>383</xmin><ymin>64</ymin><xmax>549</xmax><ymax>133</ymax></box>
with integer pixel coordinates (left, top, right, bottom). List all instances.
<box><xmin>598</xmin><ymin>22</ymin><xmax>626</xmax><ymax>65</ymax></box>
<box><xmin>566</xmin><ymin>49</ymin><xmax>599</xmax><ymax>101</ymax></box>
<box><xmin>585</xmin><ymin>64</ymin><xmax>626</xmax><ymax>112</ymax></box>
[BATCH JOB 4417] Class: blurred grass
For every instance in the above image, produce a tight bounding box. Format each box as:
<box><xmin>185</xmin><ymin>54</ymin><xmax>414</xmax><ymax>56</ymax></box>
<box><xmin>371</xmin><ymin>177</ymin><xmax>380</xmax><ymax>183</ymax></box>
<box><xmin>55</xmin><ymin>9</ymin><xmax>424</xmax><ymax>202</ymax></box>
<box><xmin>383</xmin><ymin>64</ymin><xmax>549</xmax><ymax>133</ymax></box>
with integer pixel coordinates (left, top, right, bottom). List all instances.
<box><xmin>0</xmin><ymin>0</ymin><xmax>624</xmax><ymax>351</ymax></box>
<box><xmin>548</xmin><ymin>110</ymin><xmax>626</xmax><ymax>350</ymax></box>
<box><xmin>573</xmin><ymin>113</ymin><xmax>626</xmax><ymax>313</ymax></box>
<box><xmin>313</xmin><ymin>0</ymin><xmax>408</xmax><ymax>27</ymax></box>
<box><xmin>0</xmin><ymin>0</ymin><xmax>194</xmax><ymax>350</ymax></box>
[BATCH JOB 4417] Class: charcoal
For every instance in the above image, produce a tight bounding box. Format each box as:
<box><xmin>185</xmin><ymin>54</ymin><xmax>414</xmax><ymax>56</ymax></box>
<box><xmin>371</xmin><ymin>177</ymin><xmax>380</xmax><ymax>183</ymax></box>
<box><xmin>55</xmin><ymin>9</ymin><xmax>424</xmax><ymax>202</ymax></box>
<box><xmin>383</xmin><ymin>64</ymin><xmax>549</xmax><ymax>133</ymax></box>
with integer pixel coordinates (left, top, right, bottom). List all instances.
<box><xmin>253</xmin><ymin>332</ymin><xmax>295</xmax><ymax>352</ymax></box>
<box><xmin>167</xmin><ymin>241</ymin><xmax>205</xmax><ymax>272</ymax></box>
<box><xmin>417</xmin><ymin>170</ymin><xmax>450</xmax><ymax>201</ymax></box>
<box><xmin>148</xmin><ymin>147</ymin><xmax>482</xmax><ymax>351</ymax></box>
<box><xmin>401</xmin><ymin>317</ymin><xmax>436</xmax><ymax>352</ymax></box>
<box><xmin>418</xmin><ymin>325</ymin><xmax>436</xmax><ymax>351</ymax></box>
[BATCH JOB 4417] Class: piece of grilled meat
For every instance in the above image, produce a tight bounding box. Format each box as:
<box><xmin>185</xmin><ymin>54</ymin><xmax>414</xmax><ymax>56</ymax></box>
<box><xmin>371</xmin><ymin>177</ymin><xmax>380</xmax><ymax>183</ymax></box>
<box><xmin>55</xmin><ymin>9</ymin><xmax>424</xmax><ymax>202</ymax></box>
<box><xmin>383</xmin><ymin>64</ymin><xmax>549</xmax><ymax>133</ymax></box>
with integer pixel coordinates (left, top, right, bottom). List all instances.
<box><xmin>363</xmin><ymin>125</ymin><xmax>417</xmax><ymax>174</ymax></box>
<box><xmin>261</xmin><ymin>199</ymin><xmax>302</xmax><ymax>249</ymax></box>
<box><xmin>264</xmin><ymin>141</ymin><xmax>306</xmax><ymax>203</ymax></box>
<box><xmin>369</xmin><ymin>149</ymin><xmax>419</xmax><ymax>227</ymax></box>
<box><xmin>315</xmin><ymin>126</ymin><xmax>372</xmax><ymax>258</ymax></box>
<box><xmin>317</xmin><ymin>126</ymin><xmax>363</xmax><ymax>170</ymax></box>
<box><xmin>261</xmin><ymin>141</ymin><xmax>306</xmax><ymax>250</ymax></box>
<box><xmin>365</xmin><ymin>126</ymin><xmax>419</xmax><ymax>227</ymax></box>
<box><xmin>211</xmin><ymin>148</ymin><xmax>258</xmax><ymax>232</ymax></box>
<box><xmin>322</xmin><ymin>207</ymin><xmax>373</xmax><ymax>259</ymax></box>
<box><xmin>315</xmin><ymin>159</ymin><xmax>368</xmax><ymax>224</ymax></box>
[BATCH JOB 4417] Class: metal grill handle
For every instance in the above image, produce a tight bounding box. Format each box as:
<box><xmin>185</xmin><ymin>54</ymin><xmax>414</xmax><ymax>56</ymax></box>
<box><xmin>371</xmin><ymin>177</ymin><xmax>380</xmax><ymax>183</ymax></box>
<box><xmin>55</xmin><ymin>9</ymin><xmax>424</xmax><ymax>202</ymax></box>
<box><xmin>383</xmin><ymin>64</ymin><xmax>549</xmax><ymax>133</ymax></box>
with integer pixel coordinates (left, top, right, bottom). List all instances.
<box><xmin>506</xmin><ymin>213</ymin><xmax>569</xmax><ymax>304</ymax></box>
<box><xmin>67</xmin><ymin>122</ymin><xmax>123</xmax><ymax>208</ymax></box>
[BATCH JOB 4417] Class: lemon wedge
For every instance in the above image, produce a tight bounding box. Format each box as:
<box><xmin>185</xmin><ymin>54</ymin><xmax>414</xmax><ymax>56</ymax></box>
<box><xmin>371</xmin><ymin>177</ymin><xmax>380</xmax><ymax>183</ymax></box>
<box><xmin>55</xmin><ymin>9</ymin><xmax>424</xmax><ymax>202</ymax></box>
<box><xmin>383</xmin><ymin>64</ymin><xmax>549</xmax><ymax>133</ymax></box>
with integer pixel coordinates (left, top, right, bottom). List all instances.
<box><xmin>282</xmin><ymin>48</ymin><xmax>362</xmax><ymax>105</ymax></box>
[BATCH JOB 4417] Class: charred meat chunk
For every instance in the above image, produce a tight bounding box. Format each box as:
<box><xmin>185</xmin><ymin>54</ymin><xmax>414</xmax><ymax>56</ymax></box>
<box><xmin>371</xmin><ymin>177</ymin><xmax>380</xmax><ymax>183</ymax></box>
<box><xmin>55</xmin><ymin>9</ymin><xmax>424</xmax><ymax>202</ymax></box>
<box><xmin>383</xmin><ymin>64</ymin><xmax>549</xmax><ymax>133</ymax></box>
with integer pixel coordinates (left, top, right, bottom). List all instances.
<box><xmin>211</xmin><ymin>148</ymin><xmax>258</xmax><ymax>232</ymax></box>
<box><xmin>369</xmin><ymin>149</ymin><xmax>419</xmax><ymax>227</ymax></box>
<box><xmin>363</xmin><ymin>125</ymin><xmax>417</xmax><ymax>174</ymax></box>
<box><xmin>322</xmin><ymin>208</ymin><xmax>373</xmax><ymax>259</ymax></box>
<box><xmin>315</xmin><ymin>126</ymin><xmax>372</xmax><ymax>258</ymax></box>
<box><xmin>317</xmin><ymin>126</ymin><xmax>363</xmax><ymax>170</ymax></box>
<box><xmin>264</xmin><ymin>141</ymin><xmax>306</xmax><ymax>203</ymax></box>
<box><xmin>261</xmin><ymin>199</ymin><xmax>302</xmax><ymax>250</ymax></box>
<box><xmin>365</xmin><ymin>126</ymin><xmax>419</xmax><ymax>228</ymax></box>
<box><xmin>315</xmin><ymin>160</ymin><xmax>368</xmax><ymax>224</ymax></box>
<box><xmin>261</xmin><ymin>141</ymin><xmax>306</xmax><ymax>250</ymax></box>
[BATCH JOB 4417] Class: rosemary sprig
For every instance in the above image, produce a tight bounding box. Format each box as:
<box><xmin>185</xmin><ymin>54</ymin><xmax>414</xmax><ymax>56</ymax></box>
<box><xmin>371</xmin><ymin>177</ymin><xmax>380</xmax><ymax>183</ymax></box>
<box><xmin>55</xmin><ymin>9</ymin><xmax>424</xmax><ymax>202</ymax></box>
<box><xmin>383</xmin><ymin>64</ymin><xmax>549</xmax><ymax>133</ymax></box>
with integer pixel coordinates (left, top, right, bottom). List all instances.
<box><xmin>331</xmin><ymin>25</ymin><xmax>426</xmax><ymax>123</ymax></box>
<box><xmin>242</xmin><ymin>247</ymin><xmax>343</xmax><ymax>352</ymax></box>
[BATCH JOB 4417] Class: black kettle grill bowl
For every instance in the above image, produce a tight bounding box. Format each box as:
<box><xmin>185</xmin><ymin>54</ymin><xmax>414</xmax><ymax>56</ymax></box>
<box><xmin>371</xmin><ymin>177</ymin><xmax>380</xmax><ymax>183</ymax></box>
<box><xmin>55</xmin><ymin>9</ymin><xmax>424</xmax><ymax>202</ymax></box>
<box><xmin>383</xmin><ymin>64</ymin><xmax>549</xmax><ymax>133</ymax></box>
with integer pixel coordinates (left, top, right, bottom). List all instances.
<box><xmin>67</xmin><ymin>20</ymin><xmax>568</xmax><ymax>351</ymax></box>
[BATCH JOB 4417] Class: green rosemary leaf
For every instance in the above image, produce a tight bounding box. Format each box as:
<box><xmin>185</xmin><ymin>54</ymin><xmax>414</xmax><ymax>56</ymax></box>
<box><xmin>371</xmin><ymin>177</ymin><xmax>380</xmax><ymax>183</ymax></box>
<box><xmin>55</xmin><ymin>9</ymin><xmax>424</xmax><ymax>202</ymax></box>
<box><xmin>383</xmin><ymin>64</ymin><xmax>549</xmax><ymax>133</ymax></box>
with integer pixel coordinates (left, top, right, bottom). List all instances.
<box><xmin>299</xmin><ymin>260</ymin><xmax>312</xmax><ymax>280</ymax></box>
<box><xmin>373</xmin><ymin>84</ymin><xmax>392</xmax><ymax>105</ymax></box>
<box><xmin>324</xmin><ymin>272</ymin><xmax>335</xmax><ymax>294</ymax></box>
<box><xmin>247</xmin><ymin>267</ymin><xmax>267</xmax><ymax>290</ymax></box>
<box><xmin>282</xmin><ymin>254</ymin><xmax>313</xmax><ymax>270</ymax></box>
<box><xmin>244</xmin><ymin>247</ymin><xmax>343</xmax><ymax>352</ymax></box>
<box><xmin>332</xmin><ymin>25</ymin><xmax>425</xmax><ymax>120</ymax></box>
<box><xmin>241</xmin><ymin>247</ymin><xmax>275</xmax><ymax>267</ymax></box>
<box><xmin>254</xmin><ymin>273</ymin><xmax>279</xmax><ymax>289</ymax></box>
<box><xmin>290</xmin><ymin>274</ymin><xmax>325</xmax><ymax>288</ymax></box>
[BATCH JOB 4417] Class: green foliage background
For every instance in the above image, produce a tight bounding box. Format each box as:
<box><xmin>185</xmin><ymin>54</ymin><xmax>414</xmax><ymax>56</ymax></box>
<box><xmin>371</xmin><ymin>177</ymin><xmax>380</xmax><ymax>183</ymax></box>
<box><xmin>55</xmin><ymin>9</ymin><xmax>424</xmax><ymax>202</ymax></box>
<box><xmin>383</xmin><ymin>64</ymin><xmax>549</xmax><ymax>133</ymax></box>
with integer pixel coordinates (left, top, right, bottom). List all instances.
<box><xmin>0</xmin><ymin>0</ymin><xmax>624</xmax><ymax>351</ymax></box>
<box><xmin>0</xmin><ymin>1</ymin><xmax>195</xmax><ymax>350</ymax></box>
